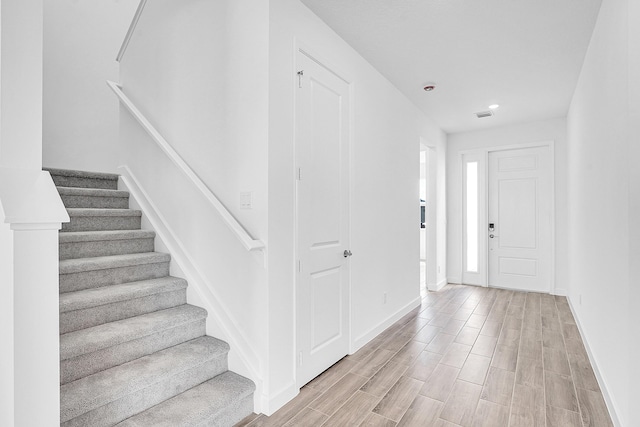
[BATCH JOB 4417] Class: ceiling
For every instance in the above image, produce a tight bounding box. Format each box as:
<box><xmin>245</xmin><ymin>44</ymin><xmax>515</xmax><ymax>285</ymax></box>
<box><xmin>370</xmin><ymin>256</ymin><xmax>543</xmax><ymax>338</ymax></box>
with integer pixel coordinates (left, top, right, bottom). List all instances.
<box><xmin>300</xmin><ymin>0</ymin><xmax>602</xmax><ymax>134</ymax></box>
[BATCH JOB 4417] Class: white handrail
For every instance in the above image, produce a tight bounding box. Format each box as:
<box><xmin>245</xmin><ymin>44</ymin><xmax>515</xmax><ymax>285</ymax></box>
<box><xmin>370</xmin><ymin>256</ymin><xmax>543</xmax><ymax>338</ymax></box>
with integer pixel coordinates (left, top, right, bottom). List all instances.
<box><xmin>116</xmin><ymin>0</ymin><xmax>147</xmax><ymax>62</ymax></box>
<box><xmin>107</xmin><ymin>80</ymin><xmax>266</xmax><ymax>252</ymax></box>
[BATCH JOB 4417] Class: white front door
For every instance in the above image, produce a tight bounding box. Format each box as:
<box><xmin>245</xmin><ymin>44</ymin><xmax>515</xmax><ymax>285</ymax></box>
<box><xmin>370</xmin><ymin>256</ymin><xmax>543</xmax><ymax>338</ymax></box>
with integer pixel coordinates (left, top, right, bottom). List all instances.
<box><xmin>488</xmin><ymin>146</ymin><xmax>552</xmax><ymax>292</ymax></box>
<box><xmin>296</xmin><ymin>51</ymin><xmax>351</xmax><ymax>387</ymax></box>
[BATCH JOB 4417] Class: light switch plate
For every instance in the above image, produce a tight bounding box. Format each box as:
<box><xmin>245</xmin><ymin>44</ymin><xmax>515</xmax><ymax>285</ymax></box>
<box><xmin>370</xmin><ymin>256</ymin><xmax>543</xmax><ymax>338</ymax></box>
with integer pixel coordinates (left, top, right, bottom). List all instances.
<box><xmin>240</xmin><ymin>192</ymin><xmax>253</xmax><ymax>209</ymax></box>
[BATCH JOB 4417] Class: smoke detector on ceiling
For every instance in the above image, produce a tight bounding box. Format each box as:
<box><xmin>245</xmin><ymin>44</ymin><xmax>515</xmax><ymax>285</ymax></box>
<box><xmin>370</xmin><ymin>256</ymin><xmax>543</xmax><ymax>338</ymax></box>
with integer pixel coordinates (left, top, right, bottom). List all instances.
<box><xmin>475</xmin><ymin>110</ymin><xmax>494</xmax><ymax>118</ymax></box>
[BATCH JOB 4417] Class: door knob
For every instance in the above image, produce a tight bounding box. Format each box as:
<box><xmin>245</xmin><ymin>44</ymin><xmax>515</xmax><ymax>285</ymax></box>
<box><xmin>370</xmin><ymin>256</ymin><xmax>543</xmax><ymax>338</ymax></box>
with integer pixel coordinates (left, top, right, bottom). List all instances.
<box><xmin>343</xmin><ymin>250</ymin><xmax>353</xmax><ymax>258</ymax></box>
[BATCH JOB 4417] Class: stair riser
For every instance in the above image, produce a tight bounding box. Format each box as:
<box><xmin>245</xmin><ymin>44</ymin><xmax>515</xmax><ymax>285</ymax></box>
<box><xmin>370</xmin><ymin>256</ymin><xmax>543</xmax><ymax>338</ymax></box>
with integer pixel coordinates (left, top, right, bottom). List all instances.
<box><xmin>62</xmin><ymin>216</ymin><xmax>141</xmax><ymax>232</ymax></box>
<box><xmin>61</xmin><ymin>355</ymin><xmax>228</xmax><ymax>427</ymax></box>
<box><xmin>61</xmin><ymin>319</ymin><xmax>206</xmax><ymax>385</ymax></box>
<box><xmin>60</xmin><ymin>194</ymin><xmax>129</xmax><ymax>209</ymax></box>
<box><xmin>60</xmin><ymin>238</ymin><xmax>154</xmax><ymax>260</ymax></box>
<box><xmin>60</xmin><ymin>290</ymin><xmax>187</xmax><ymax>334</ymax></box>
<box><xmin>113</xmin><ymin>372</ymin><xmax>255</xmax><ymax>427</ymax></box>
<box><xmin>51</xmin><ymin>175</ymin><xmax>118</xmax><ymax>190</ymax></box>
<box><xmin>210</xmin><ymin>394</ymin><xmax>255</xmax><ymax>427</ymax></box>
<box><xmin>60</xmin><ymin>262</ymin><xmax>170</xmax><ymax>293</ymax></box>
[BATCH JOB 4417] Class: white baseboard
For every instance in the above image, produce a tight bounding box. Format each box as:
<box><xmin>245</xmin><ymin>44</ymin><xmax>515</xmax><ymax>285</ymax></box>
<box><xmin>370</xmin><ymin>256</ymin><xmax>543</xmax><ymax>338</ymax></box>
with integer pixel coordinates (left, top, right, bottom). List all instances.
<box><xmin>566</xmin><ymin>296</ymin><xmax>622</xmax><ymax>427</ymax></box>
<box><xmin>261</xmin><ymin>381</ymin><xmax>298</xmax><ymax>416</ymax></box>
<box><xmin>448</xmin><ymin>276</ymin><xmax>462</xmax><ymax>284</ymax></box>
<box><xmin>427</xmin><ymin>279</ymin><xmax>449</xmax><ymax>292</ymax></box>
<box><xmin>351</xmin><ymin>297</ymin><xmax>421</xmax><ymax>352</ymax></box>
<box><xmin>551</xmin><ymin>287</ymin><xmax>568</xmax><ymax>296</ymax></box>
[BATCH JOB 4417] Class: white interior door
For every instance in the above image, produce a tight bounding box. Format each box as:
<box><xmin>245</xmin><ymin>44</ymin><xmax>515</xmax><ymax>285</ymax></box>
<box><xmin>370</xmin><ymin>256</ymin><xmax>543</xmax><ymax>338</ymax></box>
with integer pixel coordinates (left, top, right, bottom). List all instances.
<box><xmin>296</xmin><ymin>51</ymin><xmax>351</xmax><ymax>387</ymax></box>
<box><xmin>488</xmin><ymin>146</ymin><xmax>552</xmax><ymax>292</ymax></box>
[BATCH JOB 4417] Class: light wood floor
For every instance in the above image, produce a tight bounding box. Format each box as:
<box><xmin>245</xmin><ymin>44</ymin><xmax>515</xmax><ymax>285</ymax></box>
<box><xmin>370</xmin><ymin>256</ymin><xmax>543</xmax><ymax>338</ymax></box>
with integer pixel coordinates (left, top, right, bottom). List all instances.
<box><xmin>236</xmin><ymin>284</ymin><xmax>613</xmax><ymax>427</ymax></box>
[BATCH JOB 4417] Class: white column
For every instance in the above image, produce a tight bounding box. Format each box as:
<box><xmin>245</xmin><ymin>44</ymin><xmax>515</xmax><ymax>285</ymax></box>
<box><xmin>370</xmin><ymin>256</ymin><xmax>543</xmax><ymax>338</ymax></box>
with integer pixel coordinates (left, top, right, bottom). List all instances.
<box><xmin>12</xmin><ymin>225</ymin><xmax>62</xmax><ymax>426</ymax></box>
<box><xmin>0</xmin><ymin>221</ymin><xmax>15</xmax><ymax>427</ymax></box>
<box><xmin>0</xmin><ymin>170</ymin><xmax>68</xmax><ymax>427</ymax></box>
<box><xmin>1</xmin><ymin>0</ymin><xmax>66</xmax><ymax>425</ymax></box>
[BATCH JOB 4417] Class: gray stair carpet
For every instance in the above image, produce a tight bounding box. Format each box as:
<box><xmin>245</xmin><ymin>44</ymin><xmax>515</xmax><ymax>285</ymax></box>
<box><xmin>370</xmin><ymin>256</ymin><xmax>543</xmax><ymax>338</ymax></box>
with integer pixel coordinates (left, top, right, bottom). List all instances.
<box><xmin>56</xmin><ymin>186</ymin><xmax>130</xmax><ymax>209</ymax></box>
<box><xmin>59</xmin><ymin>230</ymin><xmax>155</xmax><ymax>260</ymax></box>
<box><xmin>49</xmin><ymin>168</ymin><xmax>255</xmax><ymax>427</ymax></box>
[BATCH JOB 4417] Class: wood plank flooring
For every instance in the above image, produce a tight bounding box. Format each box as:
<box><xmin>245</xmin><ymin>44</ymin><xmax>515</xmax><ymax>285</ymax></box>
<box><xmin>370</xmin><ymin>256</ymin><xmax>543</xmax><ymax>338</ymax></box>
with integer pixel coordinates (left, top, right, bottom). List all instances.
<box><xmin>235</xmin><ymin>284</ymin><xmax>613</xmax><ymax>427</ymax></box>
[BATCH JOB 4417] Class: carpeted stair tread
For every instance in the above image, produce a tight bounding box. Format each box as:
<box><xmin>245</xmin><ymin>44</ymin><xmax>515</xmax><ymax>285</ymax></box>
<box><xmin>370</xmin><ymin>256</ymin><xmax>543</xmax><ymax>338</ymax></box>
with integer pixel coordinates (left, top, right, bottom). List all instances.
<box><xmin>60</xmin><ymin>276</ymin><xmax>186</xmax><ymax>313</ymax></box>
<box><xmin>46</xmin><ymin>167</ymin><xmax>119</xmax><ymax>190</ymax></box>
<box><xmin>45</xmin><ymin>167</ymin><xmax>120</xmax><ymax>181</ymax></box>
<box><xmin>67</xmin><ymin>208</ymin><xmax>142</xmax><ymax>217</ymax></box>
<box><xmin>60</xmin><ymin>304</ymin><xmax>207</xmax><ymax>361</ymax></box>
<box><xmin>59</xmin><ymin>230</ymin><xmax>155</xmax><ymax>260</ymax></box>
<box><xmin>60</xmin><ymin>252</ymin><xmax>170</xmax><ymax>275</ymax></box>
<box><xmin>60</xmin><ymin>313</ymin><xmax>204</xmax><ymax>384</ymax></box>
<box><xmin>59</xmin><ymin>230</ymin><xmax>155</xmax><ymax>244</ymax></box>
<box><xmin>56</xmin><ymin>187</ymin><xmax>130</xmax><ymax>209</ymax></box>
<box><xmin>62</xmin><ymin>208</ymin><xmax>143</xmax><ymax>232</ymax></box>
<box><xmin>115</xmin><ymin>372</ymin><xmax>256</xmax><ymax>427</ymax></box>
<box><xmin>60</xmin><ymin>336</ymin><xmax>230</xmax><ymax>424</ymax></box>
<box><xmin>57</xmin><ymin>186</ymin><xmax>130</xmax><ymax>198</ymax></box>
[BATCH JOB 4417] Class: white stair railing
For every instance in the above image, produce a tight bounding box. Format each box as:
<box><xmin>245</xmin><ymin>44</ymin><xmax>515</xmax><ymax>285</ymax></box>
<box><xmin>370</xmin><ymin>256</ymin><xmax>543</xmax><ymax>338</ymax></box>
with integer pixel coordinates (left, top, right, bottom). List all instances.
<box><xmin>107</xmin><ymin>80</ymin><xmax>266</xmax><ymax>253</ymax></box>
<box><xmin>116</xmin><ymin>0</ymin><xmax>147</xmax><ymax>62</ymax></box>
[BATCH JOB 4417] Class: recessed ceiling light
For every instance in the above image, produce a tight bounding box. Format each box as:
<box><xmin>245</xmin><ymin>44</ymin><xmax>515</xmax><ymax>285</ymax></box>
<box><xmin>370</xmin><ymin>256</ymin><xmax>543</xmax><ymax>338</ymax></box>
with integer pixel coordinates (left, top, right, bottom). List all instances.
<box><xmin>488</xmin><ymin>104</ymin><xmax>500</xmax><ymax>109</ymax></box>
<box><xmin>423</xmin><ymin>85</ymin><xmax>436</xmax><ymax>92</ymax></box>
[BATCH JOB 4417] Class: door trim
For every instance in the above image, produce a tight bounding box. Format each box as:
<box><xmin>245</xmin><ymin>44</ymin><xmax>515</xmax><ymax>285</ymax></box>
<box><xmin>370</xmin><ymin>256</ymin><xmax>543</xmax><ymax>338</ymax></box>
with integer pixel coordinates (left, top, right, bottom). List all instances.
<box><xmin>420</xmin><ymin>142</ymin><xmax>439</xmax><ymax>291</ymax></box>
<box><xmin>293</xmin><ymin>42</ymin><xmax>354</xmax><ymax>388</ymax></box>
<box><xmin>459</xmin><ymin>140</ymin><xmax>555</xmax><ymax>293</ymax></box>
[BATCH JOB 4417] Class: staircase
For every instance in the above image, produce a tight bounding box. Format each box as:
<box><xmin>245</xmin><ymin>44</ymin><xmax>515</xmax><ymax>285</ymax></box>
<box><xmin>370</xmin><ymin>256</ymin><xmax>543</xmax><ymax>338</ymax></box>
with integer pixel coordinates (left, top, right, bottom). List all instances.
<box><xmin>48</xmin><ymin>168</ymin><xmax>255</xmax><ymax>427</ymax></box>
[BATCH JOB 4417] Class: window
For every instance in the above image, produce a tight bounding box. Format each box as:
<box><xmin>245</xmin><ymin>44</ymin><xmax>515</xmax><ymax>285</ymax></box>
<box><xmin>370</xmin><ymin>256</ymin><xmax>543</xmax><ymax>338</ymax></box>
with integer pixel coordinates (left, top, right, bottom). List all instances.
<box><xmin>465</xmin><ymin>161</ymin><xmax>478</xmax><ymax>273</ymax></box>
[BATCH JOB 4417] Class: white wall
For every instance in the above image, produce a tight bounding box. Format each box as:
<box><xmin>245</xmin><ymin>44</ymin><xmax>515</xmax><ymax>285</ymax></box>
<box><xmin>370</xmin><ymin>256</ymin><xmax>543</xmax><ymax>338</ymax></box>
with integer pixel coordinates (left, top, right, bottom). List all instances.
<box><xmin>118</xmin><ymin>0</ymin><xmax>270</xmax><ymax>411</ymax></box>
<box><xmin>117</xmin><ymin>0</ymin><xmax>448</xmax><ymax>415</ymax></box>
<box><xmin>42</xmin><ymin>0</ymin><xmax>138</xmax><ymax>173</ymax></box>
<box><xmin>446</xmin><ymin>118</ymin><xmax>568</xmax><ymax>292</ymax></box>
<box><xmin>629</xmin><ymin>0</ymin><xmax>640</xmax><ymax>425</ymax></box>
<box><xmin>120</xmin><ymin>0</ymin><xmax>268</xmax><ymax>245</ymax></box>
<box><xmin>566</xmin><ymin>0</ymin><xmax>636</xmax><ymax>424</ymax></box>
<box><xmin>268</xmin><ymin>0</ymin><xmax>447</xmax><ymax>413</ymax></box>
<box><xmin>0</xmin><ymin>0</ymin><xmax>43</xmax><ymax>169</ymax></box>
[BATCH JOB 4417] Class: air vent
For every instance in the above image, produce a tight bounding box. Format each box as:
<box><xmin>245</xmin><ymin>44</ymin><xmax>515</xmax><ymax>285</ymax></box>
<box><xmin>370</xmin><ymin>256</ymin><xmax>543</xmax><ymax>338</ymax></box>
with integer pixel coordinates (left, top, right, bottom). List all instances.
<box><xmin>475</xmin><ymin>110</ymin><xmax>494</xmax><ymax>118</ymax></box>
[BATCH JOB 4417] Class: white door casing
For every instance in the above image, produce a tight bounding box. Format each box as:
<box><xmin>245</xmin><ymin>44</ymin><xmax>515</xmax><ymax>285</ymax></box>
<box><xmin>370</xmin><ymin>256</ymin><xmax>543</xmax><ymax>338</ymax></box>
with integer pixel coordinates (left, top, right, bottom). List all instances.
<box><xmin>295</xmin><ymin>51</ymin><xmax>351</xmax><ymax>387</ymax></box>
<box><xmin>488</xmin><ymin>146</ymin><xmax>552</xmax><ymax>292</ymax></box>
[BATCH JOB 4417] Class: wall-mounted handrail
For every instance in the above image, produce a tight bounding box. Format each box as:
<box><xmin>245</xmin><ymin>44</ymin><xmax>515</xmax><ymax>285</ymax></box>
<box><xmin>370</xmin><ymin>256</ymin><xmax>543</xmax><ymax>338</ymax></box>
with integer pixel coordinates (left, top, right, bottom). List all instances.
<box><xmin>107</xmin><ymin>80</ymin><xmax>266</xmax><ymax>252</ymax></box>
<box><xmin>116</xmin><ymin>0</ymin><xmax>147</xmax><ymax>62</ymax></box>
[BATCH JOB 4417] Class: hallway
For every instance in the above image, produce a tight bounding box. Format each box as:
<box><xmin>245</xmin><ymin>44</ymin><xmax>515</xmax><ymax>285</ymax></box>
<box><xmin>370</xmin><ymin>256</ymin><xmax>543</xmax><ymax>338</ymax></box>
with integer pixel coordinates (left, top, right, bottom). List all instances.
<box><xmin>237</xmin><ymin>284</ymin><xmax>612</xmax><ymax>426</ymax></box>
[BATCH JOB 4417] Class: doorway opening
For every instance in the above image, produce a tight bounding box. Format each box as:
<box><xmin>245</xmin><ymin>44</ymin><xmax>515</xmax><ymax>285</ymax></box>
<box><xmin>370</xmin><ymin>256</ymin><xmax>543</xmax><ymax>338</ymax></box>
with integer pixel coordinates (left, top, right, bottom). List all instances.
<box><xmin>420</xmin><ymin>150</ymin><xmax>427</xmax><ymax>294</ymax></box>
<box><xmin>420</xmin><ymin>142</ymin><xmax>438</xmax><ymax>293</ymax></box>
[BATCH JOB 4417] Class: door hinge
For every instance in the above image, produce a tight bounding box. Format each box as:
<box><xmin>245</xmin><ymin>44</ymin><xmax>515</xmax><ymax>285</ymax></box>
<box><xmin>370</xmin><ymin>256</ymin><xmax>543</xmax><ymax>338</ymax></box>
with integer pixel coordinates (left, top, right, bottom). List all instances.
<box><xmin>297</xmin><ymin>70</ymin><xmax>304</xmax><ymax>88</ymax></box>
<box><xmin>298</xmin><ymin>351</ymin><xmax>303</xmax><ymax>366</ymax></box>
<box><xmin>298</xmin><ymin>259</ymin><xmax>302</xmax><ymax>272</ymax></box>
<box><xmin>297</xmin><ymin>167</ymin><xmax>302</xmax><ymax>181</ymax></box>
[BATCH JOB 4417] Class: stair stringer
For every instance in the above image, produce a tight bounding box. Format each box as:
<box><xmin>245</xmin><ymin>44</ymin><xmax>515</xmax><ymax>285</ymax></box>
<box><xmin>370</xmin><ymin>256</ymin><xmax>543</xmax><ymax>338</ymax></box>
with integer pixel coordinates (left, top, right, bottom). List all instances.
<box><xmin>117</xmin><ymin>165</ymin><xmax>265</xmax><ymax>413</ymax></box>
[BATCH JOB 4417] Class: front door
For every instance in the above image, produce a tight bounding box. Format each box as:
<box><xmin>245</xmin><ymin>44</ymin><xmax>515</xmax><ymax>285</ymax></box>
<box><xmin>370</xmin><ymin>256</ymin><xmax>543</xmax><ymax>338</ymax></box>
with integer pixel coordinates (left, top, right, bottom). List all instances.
<box><xmin>295</xmin><ymin>51</ymin><xmax>351</xmax><ymax>387</ymax></box>
<box><xmin>488</xmin><ymin>146</ymin><xmax>552</xmax><ymax>292</ymax></box>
